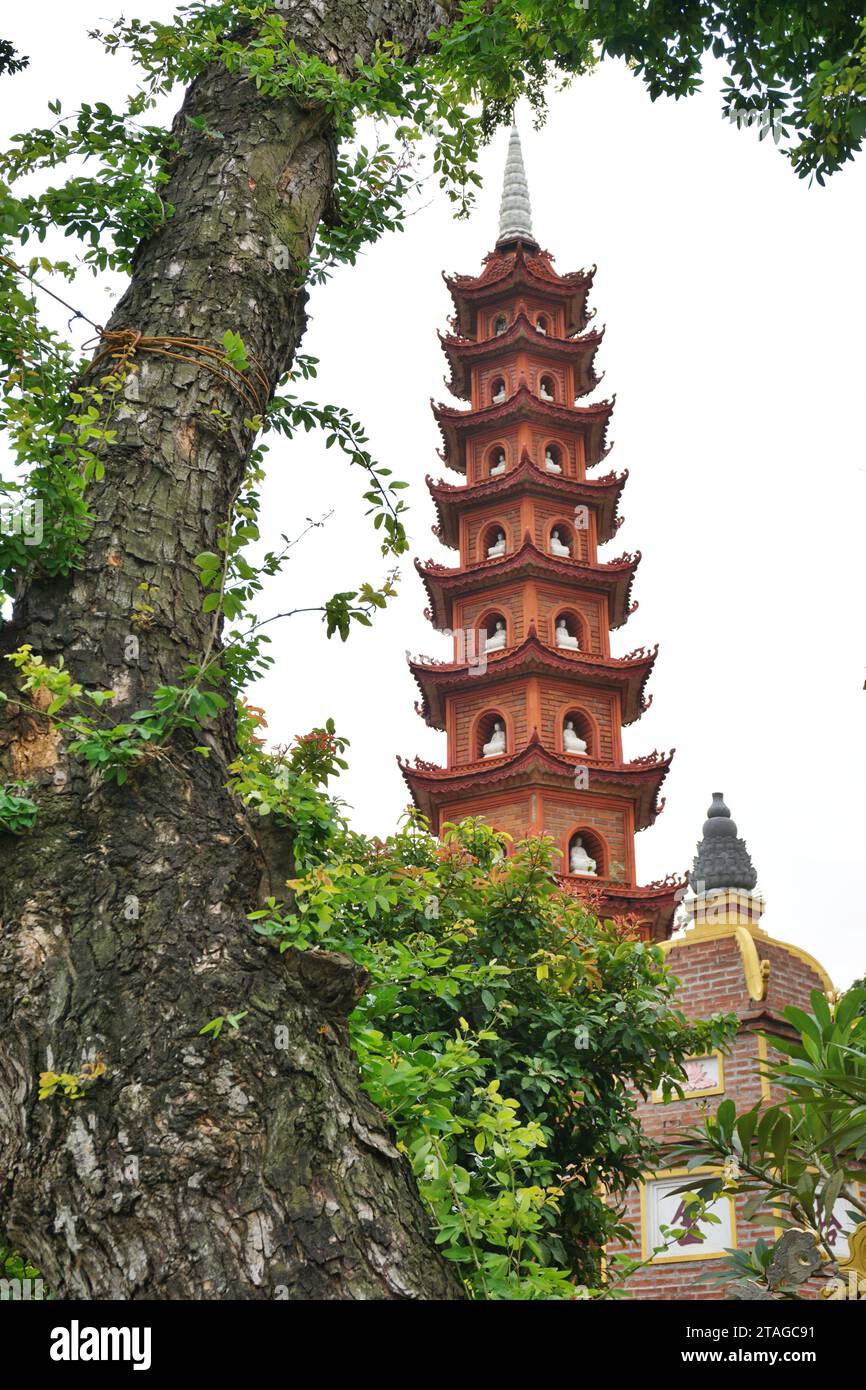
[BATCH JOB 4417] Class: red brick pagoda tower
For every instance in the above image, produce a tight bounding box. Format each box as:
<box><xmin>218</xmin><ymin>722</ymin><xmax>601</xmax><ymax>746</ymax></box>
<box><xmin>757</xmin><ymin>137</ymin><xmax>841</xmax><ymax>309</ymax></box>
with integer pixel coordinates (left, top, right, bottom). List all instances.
<box><xmin>400</xmin><ymin>128</ymin><xmax>682</xmax><ymax>940</ymax></box>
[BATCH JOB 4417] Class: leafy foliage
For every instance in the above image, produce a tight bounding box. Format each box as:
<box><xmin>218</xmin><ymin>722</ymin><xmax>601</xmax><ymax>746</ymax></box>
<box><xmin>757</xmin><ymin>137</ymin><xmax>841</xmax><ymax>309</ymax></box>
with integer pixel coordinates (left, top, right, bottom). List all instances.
<box><xmin>666</xmin><ymin>989</ymin><xmax>866</xmax><ymax>1298</ymax></box>
<box><xmin>247</xmin><ymin>807</ymin><xmax>735</xmax><ymax>1297</ymax></box>
<box><xmin>2</xmin><ymin>0</ymin><xmax>863</xmax><ymax>771</ymax></box>
<box><xmin>38</xmin><ymin>1058</ymin><xmax>106</xmax><ymax>1102</ymax></box>
<box><xmin>847</xmin><ymin>973</ymin><xmax>866</xmax><ymax>1016</ymax></box>
<box><xmin>0</xmin><ymin>781</ymin><xmax>38</xmax><ymax>833</ymax></box>
<box><xmin>0</xmin><ymin>42</ymin><xmax>28</xmax><ymax>79</ymax></box>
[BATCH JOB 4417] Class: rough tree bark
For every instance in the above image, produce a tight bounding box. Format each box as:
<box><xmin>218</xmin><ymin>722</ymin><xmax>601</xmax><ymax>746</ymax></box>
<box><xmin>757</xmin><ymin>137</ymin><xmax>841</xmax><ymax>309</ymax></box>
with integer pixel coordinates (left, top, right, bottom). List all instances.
<box><xmin>0</xmin><ymin>1</ymin><xmax>461</xmax><ymax>1298</ymax></box>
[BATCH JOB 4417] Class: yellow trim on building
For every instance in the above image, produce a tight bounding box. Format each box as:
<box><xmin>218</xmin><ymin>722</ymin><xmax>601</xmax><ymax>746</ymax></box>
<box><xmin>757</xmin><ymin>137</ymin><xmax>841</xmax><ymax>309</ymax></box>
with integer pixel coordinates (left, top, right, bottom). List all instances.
<box><xmin>661</xmin><ymin>919</ymin><xmax>834</xmax><ymax>997</ymax></box>
<box><xmin>756</xmin><ymin>1032</ymin><xmax>772</xmax><ymax>1102</ymax></box>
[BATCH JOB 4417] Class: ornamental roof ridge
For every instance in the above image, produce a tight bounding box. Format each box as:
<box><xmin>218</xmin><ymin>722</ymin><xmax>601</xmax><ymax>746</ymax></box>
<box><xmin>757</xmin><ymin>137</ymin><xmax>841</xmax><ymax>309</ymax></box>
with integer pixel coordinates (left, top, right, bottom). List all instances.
<box><xmin>425</xmin><ymin>462</ymin><xmax>626</xmax><ymax>495</ymax></box>
<box><xmin>398</xmin><ymin>747</ymin><xmax>673</xmax><ymax>829</ymax></box>
<box><xmin>645</xmin><ymin>872</ymin><xmax>689</xmax><ymax>891</ymax></box>
<box><xmin>626</xmin><ymin>748</ymin><xmax>676</xmax><ymax>769</ymax></box>
<box><xmin>432</xmin><ymin>380</ymin><xmax>616</xmax><ymax>420</ymax></box>
<box><xmin>406</xmin><ymin>633</ymin><xmax>658</xmax><ymax>730</ymax></box>
<box><xmin>397</xmin><ymin>745</ymin><xmax>672</xmax><ymax>781</ymax></box>
<box><xmin>414</xmin><ymin>536</ymin><xmax>641</xmax><ymax>578</ymax></box>
<box><xmin>407</xmin><ymin>631</ymin><xmax>657</xmax><ymax>673</ymax></box>
<box><xmin>438</xmin><ymin>314</ymin><xmax>605</xmax><ymax>352</ymax></box>
<box><xmin>443</xmin><ymin>246</ymin><xmax>595</xmax><ymax>294</ymax></box>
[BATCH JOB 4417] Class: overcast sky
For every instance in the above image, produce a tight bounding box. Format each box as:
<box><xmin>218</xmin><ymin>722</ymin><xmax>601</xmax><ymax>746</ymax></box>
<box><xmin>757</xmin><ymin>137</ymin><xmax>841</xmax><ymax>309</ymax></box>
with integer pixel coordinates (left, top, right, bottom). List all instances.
<box><xmin>3</xmin><ymin>5</ymin><xmax>865</xmax><ymax>989</ymax></box>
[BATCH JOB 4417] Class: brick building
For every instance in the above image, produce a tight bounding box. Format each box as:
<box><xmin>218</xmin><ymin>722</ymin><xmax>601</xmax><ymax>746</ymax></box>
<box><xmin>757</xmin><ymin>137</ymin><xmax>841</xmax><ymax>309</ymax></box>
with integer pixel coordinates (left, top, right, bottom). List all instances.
<box><xmin>616</xmin><ymin>793</ymin><xmax>836</xmax><ymax>1298</ymax></box>
<box><xmin>401</xmin><ymin>126</ymin><xmax>681</xmax><ymax>939</ymax></box>
<box><xmin>402</xmin><ymin>130</ymin><xmax>838</xmax><ymax>1298</ymax></box>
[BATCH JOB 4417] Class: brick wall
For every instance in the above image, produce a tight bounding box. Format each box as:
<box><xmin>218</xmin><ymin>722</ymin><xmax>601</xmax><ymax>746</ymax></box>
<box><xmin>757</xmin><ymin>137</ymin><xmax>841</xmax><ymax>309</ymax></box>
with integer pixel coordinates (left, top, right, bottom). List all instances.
<box><xmin>540</xmin><ymin>792</ymin><xmax>630</xmax><ymax>880</ymax></box>
<box><xmin>538</xmin><ymin>680</ymin><xmax>618</xmax><ymax>761</ymax></box>
<box><xmin>531</xmin><ymin>499</ymin><xmax>591</xmax><ymax>562</ymax></box>
<box><xmin>537</xmin><ymin>584</ymin><xmax>605</xmax><ymax>652</ymax></box>
<box><xmin>613</xmin><ymin>929</ymin><xmax>830</xmax><ymax>1299</ymax></box>
<box><xmin>450</xmin><ymin>680</ymin><xmax>529</xmax><ymax>764</ymax></box>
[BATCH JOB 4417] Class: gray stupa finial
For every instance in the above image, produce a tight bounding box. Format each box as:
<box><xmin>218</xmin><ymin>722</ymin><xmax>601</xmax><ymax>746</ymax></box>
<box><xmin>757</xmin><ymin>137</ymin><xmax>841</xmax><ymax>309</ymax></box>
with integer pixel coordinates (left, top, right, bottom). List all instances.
<box><xmin>688</xmin><ymin>792</ymin><xmax>758</xmax><ymax>893</ymax></box>
<box><xmin>497</xmin><ymin>125</ymin><xmax>535</xmax><ymax>246</ymax></box>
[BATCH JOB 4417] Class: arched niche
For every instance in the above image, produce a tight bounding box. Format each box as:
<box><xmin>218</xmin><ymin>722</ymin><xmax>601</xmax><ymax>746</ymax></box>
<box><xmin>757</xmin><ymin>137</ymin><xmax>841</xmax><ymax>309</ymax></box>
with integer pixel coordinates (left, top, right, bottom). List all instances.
<box><xmin>535</xmin><ymin>313</ymin><xmax>549</xmax><ymax>335</ymax></box>
<box><xmin>548</xmin><ymin>520</ymin><xmax>574</xmax><ymax>558</ymax></box>
<box><xmin>488</xmin><ymin>444</ymin><xmax>507</xmax><ymax>478</ymax></box>
<box><xmin>558</xmin><ymin>706</ymin><xmax>596</xmax><ymax>758</ymax></box>
<box><xmin>542</xmin><ymin>440</ymin><xmax>565</xmax><ymax>474</ymax></box>
<box><xmin>493</xmin><ymin>314</ymin><xmax>508</xmax><ymax>337</ymax></box>
<box><xmin>566</xmin><ymin>827</ymin><xmax>607</xmax><ymax>878</ymax></box>
<box><xmin>481</xmin><ymin>521</ymin><xmax>508</xmax><ymax>562</ymax></box>
<box><xmin>491</xmin><ymin>375</ymin><xmax>507</xmax><ymax>404</ymax></box>
<box><xmin>552</xmin><ymin>607</ymin><xmax>585</xmax><ymax>652</ymax></box>
<box><xmin>539</xmin><ymin>374</ymin><xmax>556</xmax><ymax>402</ymax></box>
<box><xmin>478</xmin><ymin>609</ymin><xmax>509</xmax><ymax>653</ymax></box>
<box><xmin>474</xmin><ymin>709</ymin><xmax>509</xmax><ymax>761</ymax></box>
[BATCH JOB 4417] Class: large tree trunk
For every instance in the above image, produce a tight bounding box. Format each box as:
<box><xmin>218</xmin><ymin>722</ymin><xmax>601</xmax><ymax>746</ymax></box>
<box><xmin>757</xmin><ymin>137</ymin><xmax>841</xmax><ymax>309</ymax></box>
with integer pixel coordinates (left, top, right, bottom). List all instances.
<box><xmin>0</xmin><ymin>2</ymin><xmax>459</xmax><ymax>1299</ymax></box>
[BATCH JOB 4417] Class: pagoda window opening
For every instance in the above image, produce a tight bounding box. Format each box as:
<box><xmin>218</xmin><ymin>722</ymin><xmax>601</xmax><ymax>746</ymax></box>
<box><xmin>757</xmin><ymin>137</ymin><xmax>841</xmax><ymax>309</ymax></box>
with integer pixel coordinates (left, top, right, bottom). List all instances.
<box><xmin>477</xmin><ymin>711</ymin><xmax>508</xmax><ymax>760</ymax></box>
<box><xmin>539</xmin><ymin>374</ymin><xmax>555</xmax><ymax>402</ymax></box>
<box><xmin>567</xmin><ymin>829</ymin><xmax>605</xmax><ymax>878</ymax></box>
<box><xmin>543</xmin><ymin>443</ymin><xmax>563</xmax><ymax>474</ymax></box>
<box><xmin>489</xmin><ymin>446</ymin><xmax>507</xmax><ymax>477</ymax></box>
<box><xmin>536</xmin><ymin>314</ymin><xmax>549</xmax><ymax>335</ymax></box>
<box><xmin>553</xmin><ymin>609</ymin><xmax>583</xmax><ymax>651</ymax></box>
<box><xmin>493</xmin><ymin>314</ymin><xmax>508</xmax><ymax>337</ymax></box>
<box><xmin>491</xmin><ymin>376</ymin><xmax>507</xmax><ymax>404</ymax></box>
<box><xmin>480</xmin><ymin>611</ymin><xmax>508</xmax><ymax>652</ymax></box>
<box><xmin>549</xmin><ymin>523</ymin><xmax>573</xmax><ymax>558</ymax></box>
<box><xmin>561</xmin><ymin>709</ymin><xmax>592</xmax><ymax>757</ymax></box>
<box><xmin>483</xmin><ymin>524</ymin><xmax>507</xmax><ymax>560</ymax></box>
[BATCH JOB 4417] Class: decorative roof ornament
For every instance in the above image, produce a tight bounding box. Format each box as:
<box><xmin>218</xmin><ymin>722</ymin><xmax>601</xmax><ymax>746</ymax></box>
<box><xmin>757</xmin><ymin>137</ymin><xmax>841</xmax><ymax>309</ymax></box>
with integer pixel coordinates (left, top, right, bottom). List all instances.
<box><xmin>497</xmin><ymin>125</ymin><xmax>535</xmax><ymax>246</ymax></box>
<box><xmin>689</xmin><ymin>792</ymin><xmax>758</xmax><ymax>893</ymax></box>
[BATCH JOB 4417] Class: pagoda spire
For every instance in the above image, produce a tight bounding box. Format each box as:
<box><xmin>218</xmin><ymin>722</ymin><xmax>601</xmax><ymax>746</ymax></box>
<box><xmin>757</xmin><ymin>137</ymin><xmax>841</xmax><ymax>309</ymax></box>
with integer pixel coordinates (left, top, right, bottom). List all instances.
<box><xmin>689</xmin><ymin>792</ymin><xmax>758</xmax><ymax>893</ymax></box>
<box><xmin>497</xmin><ymin>125</ymin><xmax>535</xmax><ymax>246</ymax></box>
<box><xmin>402</xmin><ymin>192</ymin><xmax>685</xmax><ymax>941</ymax></box>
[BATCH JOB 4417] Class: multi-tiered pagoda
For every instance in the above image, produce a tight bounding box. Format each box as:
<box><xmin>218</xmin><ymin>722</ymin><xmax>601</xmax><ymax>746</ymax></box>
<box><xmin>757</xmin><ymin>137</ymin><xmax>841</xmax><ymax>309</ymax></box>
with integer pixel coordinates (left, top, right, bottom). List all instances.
<box><xmin>400</xmin><ymin>128</ymin><xmax>682</xmax><ymax>940</ymax></box>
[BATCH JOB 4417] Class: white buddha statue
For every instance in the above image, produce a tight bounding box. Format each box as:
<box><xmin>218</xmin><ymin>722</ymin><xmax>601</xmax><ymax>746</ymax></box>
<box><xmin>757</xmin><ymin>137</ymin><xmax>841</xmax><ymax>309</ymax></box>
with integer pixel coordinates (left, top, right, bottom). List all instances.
<box><xmin>490</xmin><ymin>450</ymin><xmax>506</xmax><ymax>477</ymax></box>
<box><xmin>482</xmin><ymin>720</ymin><xmax>506</xmax><ymax>758</ymax></box>
<box><xmin>485</xmin><ymin>619</ymin><xmax>506</xmax><ymax>651</ymax></box>
<box><xmin>563</xmin><ymin>720</ymin><xmax>588</xmax><ymax>755</ymax></box>
<box><xmin>550</xmin><ymin>527</ymin><xmax>570</xmax><ymax>558</ymax></box>
<box><xmin>494</xmin><ymin>316</ymin><xmax>507</xmax><ymax>337</ymax></box>
<box><xmin>569</xmin><ymin>837</ymin><xmax>597</xmax><ymax>876</ymax></box>
<box><xmin>486</xmin><ymin>528</ymin><xmax>506</xmax><ymax>559</ymax></box>
<box><xmin>492</xmin><ymin>381</ymin><xmax>506</xmax><ymax>404</ymax></box>
<box><xmin>555</xmin><ymin>617</ymin><xmax>579</xmax><ymax>650</ymax></box>
<box><xmin>539</xmin><ymin>379</ymin><xmax>554</xmax><ymax>401</ymax></box>
<box><xmin>536</xmin><ymin>318</ymin><xmax>548</xmax><ymax>336</ymax></box>
<box><xmin>544</xmin><ymin>448</ymin><xmax>562</xmax><ymax>474</ymax></box>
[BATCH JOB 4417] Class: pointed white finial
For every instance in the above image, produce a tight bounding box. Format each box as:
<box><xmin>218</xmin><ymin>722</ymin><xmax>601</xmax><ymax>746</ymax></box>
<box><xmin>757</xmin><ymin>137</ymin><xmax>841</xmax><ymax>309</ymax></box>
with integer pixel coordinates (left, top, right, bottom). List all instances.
<box><xmin>497</xmin><ymin>125</ymin><xmax>534</xmax><ymax>245</ymax></box>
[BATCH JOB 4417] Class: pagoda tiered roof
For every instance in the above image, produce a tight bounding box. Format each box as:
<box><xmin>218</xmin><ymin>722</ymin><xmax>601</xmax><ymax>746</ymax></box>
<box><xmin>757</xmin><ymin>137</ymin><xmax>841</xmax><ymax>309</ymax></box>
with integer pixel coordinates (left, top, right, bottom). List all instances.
<box><xmin>433</xmin><ymin>383</ymin><xmax>614</xmax><ymax>473</ymax></box>
<box><xmin>408</xmin><ymin>627</ymin><xmax>657</xmax><ymax>728</ymax></box>
<box><xmin>440</xmin><ymin>315</ymin><xmax>604</xmax><ymax>400</ymax></box>
<box><xmin>416</xmin><ymin>536</ymin><xmax>640</xmax><ymax>631</ymax></box>
<box><xmin>560</xmin><ymin>876</ymin><xmax>685</xmax><ymax>942</ymax></box>
<box><xmin>427</xmin><ymin>453</ymin><xmax>627</xmax><ymax>548</ymax></box>
<box><xmin>398</xmin><ymin>732</ymin><xmax>673</xmax><ymax>831</ymax></box>
<box><xmin>444</xmin><ymin>243</ymin><xmax>595</xmax><ymax>337</ymax></box>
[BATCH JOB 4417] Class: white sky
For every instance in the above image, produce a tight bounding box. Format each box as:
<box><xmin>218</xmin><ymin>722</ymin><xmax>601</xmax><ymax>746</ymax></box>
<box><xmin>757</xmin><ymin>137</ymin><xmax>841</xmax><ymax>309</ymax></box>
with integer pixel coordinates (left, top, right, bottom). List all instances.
<box><xmin>2</xmin><ymin>5</ymin><xmax>865</xmax><ymax>989</ymax></box>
